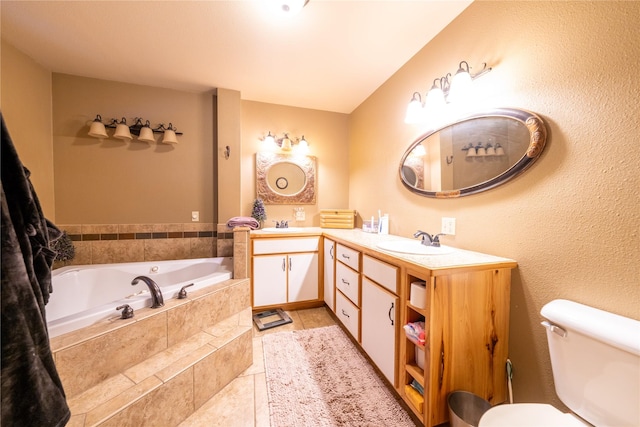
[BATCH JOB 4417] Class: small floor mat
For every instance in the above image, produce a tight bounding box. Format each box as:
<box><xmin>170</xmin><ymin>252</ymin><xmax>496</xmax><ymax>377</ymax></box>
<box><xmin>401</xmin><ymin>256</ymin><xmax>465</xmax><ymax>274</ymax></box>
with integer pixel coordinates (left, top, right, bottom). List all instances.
<box><xmin>253</xmin><ymin>309</ymin><xmax>293</xmax><ymax>331</ymax></box>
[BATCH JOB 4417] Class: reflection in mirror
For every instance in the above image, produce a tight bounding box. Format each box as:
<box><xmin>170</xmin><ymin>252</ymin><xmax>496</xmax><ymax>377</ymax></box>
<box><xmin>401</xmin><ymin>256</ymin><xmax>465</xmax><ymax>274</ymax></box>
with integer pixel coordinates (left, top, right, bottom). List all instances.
<box><xmin>256</xmin><ymin>152</ymin><xmax>316</xmax><ymax>204</ymax></box>
<box><xmin>400</xmin><ymin>108</ymin><xmax>546</xmax><ymax>198</ymax></box>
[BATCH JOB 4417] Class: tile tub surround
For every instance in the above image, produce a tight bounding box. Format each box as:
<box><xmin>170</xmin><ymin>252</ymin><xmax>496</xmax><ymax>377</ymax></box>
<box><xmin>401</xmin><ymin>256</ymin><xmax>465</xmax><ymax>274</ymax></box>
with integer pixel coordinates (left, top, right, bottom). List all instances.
<box><xmin>51</xmin><ymin>277</ymin><xmax>252</xmax><ymax>426</ymax></box>
<box><xmin>55</xmin><ymin>223</ymin><xmax>226</xmax><ymax>266</ymax></box>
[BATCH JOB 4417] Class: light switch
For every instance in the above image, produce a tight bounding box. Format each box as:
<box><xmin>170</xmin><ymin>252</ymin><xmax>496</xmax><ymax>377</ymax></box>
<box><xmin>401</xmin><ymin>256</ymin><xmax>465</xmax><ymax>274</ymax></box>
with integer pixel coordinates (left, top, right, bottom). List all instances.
<box><xmin>191</xmin><ymin>211</ymin><xmax>199</xmax><ymax>222</ymax></box>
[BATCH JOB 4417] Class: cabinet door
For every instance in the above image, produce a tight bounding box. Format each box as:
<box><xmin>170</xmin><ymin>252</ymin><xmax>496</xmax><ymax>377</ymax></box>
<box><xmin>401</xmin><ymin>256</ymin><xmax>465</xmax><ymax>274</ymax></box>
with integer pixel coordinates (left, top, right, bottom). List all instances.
<box><xmin>253</xmin><ymin>255</ymin><xmax>287</xmax><ymax>307</ymax></box>
<box><xmin>361</xmin><ymin>277</ymin><xmax>398</xmax><ymax>385</ymax></box>
<box><xmin>323</xmin><ymin>238</ymin><xmax>335</xmax><ymax>312</ymax></box>
<box><xmin>288</xmin><ymin>252</ymin><xmax>319</xmax><ymax>302</ymax></box>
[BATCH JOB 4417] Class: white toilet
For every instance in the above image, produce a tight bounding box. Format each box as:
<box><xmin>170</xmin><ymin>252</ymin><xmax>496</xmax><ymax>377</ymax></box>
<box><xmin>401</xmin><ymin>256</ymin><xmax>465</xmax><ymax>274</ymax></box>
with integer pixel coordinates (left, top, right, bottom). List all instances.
<box><xmin>479</xmin><ymin>299</ymin><xmax>640</xmax><ymax>427</ymax></box>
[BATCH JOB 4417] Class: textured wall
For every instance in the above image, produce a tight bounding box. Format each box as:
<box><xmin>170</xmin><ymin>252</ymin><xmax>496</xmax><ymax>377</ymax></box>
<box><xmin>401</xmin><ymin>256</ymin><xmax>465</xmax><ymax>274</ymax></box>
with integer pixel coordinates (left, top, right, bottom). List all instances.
<box><xmin>349</xmin><ymin>1</ymin><xmax>640</xmax><ymax>405</ymax></box>
<box><xmin>1</xmin><ymin>40</ymin><xmax>56</xmax><ymax>219</ymax></box>
<box><xmin>51</xmin><ymin>74</ymin><xmax>215</xmax><ymax>224</ymax></box>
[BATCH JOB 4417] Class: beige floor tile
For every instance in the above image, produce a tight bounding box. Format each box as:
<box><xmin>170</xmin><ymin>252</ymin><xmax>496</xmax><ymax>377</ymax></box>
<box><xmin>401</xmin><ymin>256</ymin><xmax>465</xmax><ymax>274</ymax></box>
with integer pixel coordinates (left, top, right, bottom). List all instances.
<box><xmin>241</xmin><ymin>336</ymin><xmax>265</xmax><ymax>376</ymax></box>
<box><xmin>179</xmin><ymin>374</ymin><xmax>255</xmax><ymax>427</ymax></box>
<box><xmin>296</xmin><ymin>306</ymin><xmax>337</xmax><ymax>329</ymax></box>
<box><xmin>254</xmin><ymin>372</ymin><xmax>270</xmax><ymax>427</ymax></box>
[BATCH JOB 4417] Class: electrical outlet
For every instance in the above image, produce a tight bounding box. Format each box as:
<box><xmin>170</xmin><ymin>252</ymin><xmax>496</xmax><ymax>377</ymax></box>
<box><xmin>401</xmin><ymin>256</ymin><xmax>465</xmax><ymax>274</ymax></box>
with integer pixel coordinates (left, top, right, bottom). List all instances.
<box><xmin>441</xmin><ymin>217</ymin><xmax>456</xmax><ymax>235</ymax></box>
<box><xmin>191</xmin><ymin>211</ymin><xmax>199</xmax><ymax>222</ymax></box>
<box><xmin>294</xmin><ymin>207</ymin><xmax>305</xmax><ymax>221</ymax></box>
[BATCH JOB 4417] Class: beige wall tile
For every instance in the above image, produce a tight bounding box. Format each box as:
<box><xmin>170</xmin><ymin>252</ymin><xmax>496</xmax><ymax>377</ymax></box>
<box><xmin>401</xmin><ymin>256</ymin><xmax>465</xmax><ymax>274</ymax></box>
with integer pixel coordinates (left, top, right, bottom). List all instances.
<box><xmin>91</xmin><ymin>240</ymin><xmax>145</xmax><ymax>264</ymax></box>
<box><xmin>184</xmin><ymin>222</ymin><xmax>214</xmax><ymax>232</ymax></box>
<box><xmin>189</xmin><ymin>237</ymin><xmax>213</xmax><ymax>259</ymax></box>
<box><xmin>153</xmin><ymin>223</ymin><xmax>183</xmax><ymax>233</ymax></box>
<box><xmin>68</xmin><ymin>374</ymin><xmax>135</xmax><ymax>415</ymax></box>
<box><xmin>144</xmin><ymin>238</ymin><xmax>190</xmax><ymax>261</ymax></box>
<box><xmin>56</xmin><ymin>314</ymin><xmax>168</xmax><ymax>397</ymax></box>
<box><xmin>85</xmin><ymin>376</ymin><xmax>163</xmax><ymax>427</ymax></box>
<box><xmin>65</xmin><ymin>240</ymin><xmax>91</xmax><ymax>266</ymax></box>
<box><xmin>216</xmin><ymin>239</ymin><xmax>233</xmax><ymax>257</ymax></box>
<box><xmin>58</xmin><ymin>224</ymin><xmax>82</xmax><ymax>234</ymax></box>
<box><xmin>118</xmin><ymin>224</ymin><xmax>153</xmax><ymax>233</ymax></box>
<box><xmin>83</xmin><ymin>224</ymin><xmax>118</xmax><ymax>234</ymax></box>
<box><xmin>193</xmin><ymin>330</ymin><xmax>252</xmax><ymax>409</ymax></box>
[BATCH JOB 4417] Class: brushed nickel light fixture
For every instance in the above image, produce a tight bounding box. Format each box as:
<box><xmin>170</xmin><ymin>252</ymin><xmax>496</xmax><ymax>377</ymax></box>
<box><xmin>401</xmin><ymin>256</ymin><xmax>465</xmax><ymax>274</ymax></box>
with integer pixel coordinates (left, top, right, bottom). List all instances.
<box><xmin>405</xmin><ymin>61</ymin><xmax>492</xmax><ymax>124</ymax></box>
<box><xmin>87</xmin><ymin>115</ymin><xmax>182</xmax><ymax>144</ymax></box>
<box><xmin>261</xmin><ymin>131</ymin><xmax>310</xmax><ymax>154</ymax></box>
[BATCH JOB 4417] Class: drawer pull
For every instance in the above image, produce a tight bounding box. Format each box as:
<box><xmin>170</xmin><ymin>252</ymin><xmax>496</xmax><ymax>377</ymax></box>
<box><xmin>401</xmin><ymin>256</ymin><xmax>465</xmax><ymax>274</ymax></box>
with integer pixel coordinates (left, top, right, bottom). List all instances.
<box><xmin>330</xmin><ymin>245</ymin><xmax>334</xmax><ymax>259</ymax></box>
<box><xmin>281</xmin><ymin>258</ymin><xmax>286</xmax><ymax>271</ymax></box>
<box><xmin>341</xmin><ymin>254</ymin><xmax>350</xmax><ymax>260</ymax></box>
<box><xmin>341</xmin><ymin>278</ymin><xmax>350</xmax><ymax>286</ymax></box>
<box><xmin>388</xmin><ymin>302</ymin><xmax>394</xmax><ymax>326</ymax></box>
<box><xmin>289</xmin><ymin>258</ymin><xmax>292</xmax><ymax>271</ymax></box>
<box><xmin>341</xmin><ymin>309</ymin><xmax>350</xmax><ymax>318</ymax></box>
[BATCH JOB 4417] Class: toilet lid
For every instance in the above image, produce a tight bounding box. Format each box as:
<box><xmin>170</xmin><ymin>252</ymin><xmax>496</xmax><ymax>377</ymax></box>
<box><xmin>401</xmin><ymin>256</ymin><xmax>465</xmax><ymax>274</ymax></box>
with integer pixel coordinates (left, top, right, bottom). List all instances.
<box><xmin>479</xmin><ymin>403</ymin><xmax>588</xmax><ymax>427</ymax></box>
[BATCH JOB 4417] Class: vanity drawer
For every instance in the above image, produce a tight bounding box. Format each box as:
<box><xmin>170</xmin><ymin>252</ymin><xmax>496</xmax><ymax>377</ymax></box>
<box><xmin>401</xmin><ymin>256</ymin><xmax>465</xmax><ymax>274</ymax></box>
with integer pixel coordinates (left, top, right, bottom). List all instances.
<box><xmin>363</xmin><ymin>255</ymin><xmax>398</xmax><ymax>294</ymax></box>
<box><xmin>336</xmin><ymin>290</ymin><xmax>360</xmax><ymax>341</ymax></box>
<box><xmin>336</xmin><ymin>261</ymin><xmax>360</xmax><ymax>306</ymax></box>
<box><xmin>253</xmin><ymin>237</ymin><xmax>319</xmax><ymax>255</ymax></box>
<box><xmin>336</xmin><ymin>243</ymin><xmax>360</xmax><ymax>271</ymax></box>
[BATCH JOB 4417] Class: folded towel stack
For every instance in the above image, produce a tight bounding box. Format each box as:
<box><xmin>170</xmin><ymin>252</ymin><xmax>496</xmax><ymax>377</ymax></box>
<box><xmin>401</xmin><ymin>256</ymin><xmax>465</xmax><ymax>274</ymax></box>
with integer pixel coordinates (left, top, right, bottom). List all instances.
<box><xmin>226</xmin><ymin>216</ymin><xmax>260</xmax><ymax>230</ymax></box>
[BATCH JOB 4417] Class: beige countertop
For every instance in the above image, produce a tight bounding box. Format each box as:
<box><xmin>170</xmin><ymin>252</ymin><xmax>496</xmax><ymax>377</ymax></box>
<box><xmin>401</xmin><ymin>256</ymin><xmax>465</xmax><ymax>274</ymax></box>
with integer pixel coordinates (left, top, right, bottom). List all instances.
<box><xmin>251</xmin><ymin>227</ymin><xmax>517</xmax><ymax>271</ymax></box>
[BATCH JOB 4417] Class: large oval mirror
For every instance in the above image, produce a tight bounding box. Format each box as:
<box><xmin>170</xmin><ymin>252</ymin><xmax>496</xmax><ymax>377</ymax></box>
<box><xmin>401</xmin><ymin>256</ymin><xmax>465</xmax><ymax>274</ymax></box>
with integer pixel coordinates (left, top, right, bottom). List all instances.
<box><xmin>399</xmin><ymin>108</ymin><xmax>547</xmax><ymax>198</ymax></box>
<box><xmin>256</xmin><ymin>152</ymin><xmax>317</xmax><ymax>204</ymax></box>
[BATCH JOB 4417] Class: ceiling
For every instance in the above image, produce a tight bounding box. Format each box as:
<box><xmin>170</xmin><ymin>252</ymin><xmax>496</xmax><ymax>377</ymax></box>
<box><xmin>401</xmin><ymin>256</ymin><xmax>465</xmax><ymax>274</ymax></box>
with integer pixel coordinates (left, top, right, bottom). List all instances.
<box><xmin>1</xmin><ymin>1</ymin><xmax>472</xmax><ymax>114</ymax></box>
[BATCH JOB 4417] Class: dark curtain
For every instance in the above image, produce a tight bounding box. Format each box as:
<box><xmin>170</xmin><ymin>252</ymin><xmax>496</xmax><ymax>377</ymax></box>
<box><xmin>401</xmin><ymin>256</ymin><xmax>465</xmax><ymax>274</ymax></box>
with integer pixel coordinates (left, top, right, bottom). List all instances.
<box><xmin>1</xmin><ymin>113</ymin><xmax>70</xmax><ymax>426</ymax></box>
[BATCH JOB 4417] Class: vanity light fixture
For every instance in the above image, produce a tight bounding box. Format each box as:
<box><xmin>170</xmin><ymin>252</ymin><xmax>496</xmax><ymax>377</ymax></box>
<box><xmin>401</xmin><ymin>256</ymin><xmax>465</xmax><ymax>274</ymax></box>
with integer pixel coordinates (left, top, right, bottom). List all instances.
<box><xmin>87</xmin><ymin>115</ymin><xmax>183</xmax><ymax>143</ymax></box>
<box><xmin>261</xmin><ymin>131</ymin><xmax>310</xmax><ymax>154</ymax></box>
<box><xmin>405</xmin><ymin>61</ymin><xmax>492</xmax><ymax>124</ymax></box>
<box><xmin>462</xmin><ymin>142</ymin><xmax>506</xmax><ymax>157</ymax></box>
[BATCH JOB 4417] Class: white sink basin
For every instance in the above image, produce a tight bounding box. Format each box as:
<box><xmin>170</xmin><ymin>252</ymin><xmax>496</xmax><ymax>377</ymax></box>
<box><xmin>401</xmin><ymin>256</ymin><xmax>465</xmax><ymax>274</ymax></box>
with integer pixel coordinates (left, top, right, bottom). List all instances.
<box><xmin>260</xmin><ymin>227</ymin><xmax>303</xmax><ymax>233</ymax></box>
<box><xmin>376</xmin><ymin>240</ymin><xmax>454</xmax><ymax>255</ymax></box>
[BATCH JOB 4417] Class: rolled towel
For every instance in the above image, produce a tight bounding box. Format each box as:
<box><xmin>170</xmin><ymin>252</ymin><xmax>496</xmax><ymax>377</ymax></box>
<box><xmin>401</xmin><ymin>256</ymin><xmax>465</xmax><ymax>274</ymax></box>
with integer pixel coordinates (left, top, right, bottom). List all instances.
<box><xmin>226</xmin><ymin>216</ymin><xmax>260</xmax><ymax>230</ymax></box>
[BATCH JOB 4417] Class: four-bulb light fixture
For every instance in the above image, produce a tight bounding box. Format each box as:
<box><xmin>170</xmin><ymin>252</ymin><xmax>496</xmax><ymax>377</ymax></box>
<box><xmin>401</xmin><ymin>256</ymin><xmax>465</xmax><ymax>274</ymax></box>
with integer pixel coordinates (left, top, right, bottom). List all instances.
<box><xmin>88</xmin><ymin>115</ymin><xmax>182</xmax><ymax>144</ymax></box>
<box><xmin>261</xmin><ymin>131</ymin><xmax>310</xmax><ymax>155</ymax></box>
<box><xmin>405</xmin><ymin>61</ymin><xmax>492</xmax><ymax>124</ymax></box>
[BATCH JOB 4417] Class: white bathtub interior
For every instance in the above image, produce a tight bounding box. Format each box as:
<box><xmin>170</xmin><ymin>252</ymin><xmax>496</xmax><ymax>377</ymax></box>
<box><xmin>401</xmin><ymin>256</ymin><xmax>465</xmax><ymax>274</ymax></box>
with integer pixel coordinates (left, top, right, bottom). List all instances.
<box><xmin>47</xmin><ymin>257</ymin><xmax>233</xmax><ymax>338</ymax></box>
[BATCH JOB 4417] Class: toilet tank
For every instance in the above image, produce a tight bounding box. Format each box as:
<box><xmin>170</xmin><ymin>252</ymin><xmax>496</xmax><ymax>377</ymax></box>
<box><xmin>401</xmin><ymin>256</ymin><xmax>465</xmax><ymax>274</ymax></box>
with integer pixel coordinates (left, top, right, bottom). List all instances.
<box><xmin>541</xmin><ymin>299</ymin><xmax>640</xmax><ymax>427</ymax></box>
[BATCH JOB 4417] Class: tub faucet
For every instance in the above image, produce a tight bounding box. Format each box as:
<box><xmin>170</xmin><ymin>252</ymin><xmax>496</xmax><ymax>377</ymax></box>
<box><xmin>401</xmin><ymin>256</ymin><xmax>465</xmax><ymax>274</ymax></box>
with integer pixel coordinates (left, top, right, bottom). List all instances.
<box><xmin>413</xmin><ymin>230</ymin><xmax>445</xmax><ymax>247</ymax></box>
<box><xmin>131</xmin><ymin>276</ymin><xmax>164</xmax><ymax>308</ymax></box>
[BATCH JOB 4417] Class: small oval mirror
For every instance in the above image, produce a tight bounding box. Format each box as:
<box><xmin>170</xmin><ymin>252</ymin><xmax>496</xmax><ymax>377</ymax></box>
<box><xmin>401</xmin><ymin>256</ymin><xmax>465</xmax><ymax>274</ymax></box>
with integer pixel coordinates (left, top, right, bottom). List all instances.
<box><xmin>267</xmin><ymin>161</ymin><xmax>306</xmax><ymax>196</ymax></box>
<box><xmin>399</xmin><ymin>108</ymin><xmax>547</xmax><ymax>197</ymax></box>
<box><xmin>256</xmin><ymin>152</ymin><xmax>317</xmax><ymax>204</ymax></box>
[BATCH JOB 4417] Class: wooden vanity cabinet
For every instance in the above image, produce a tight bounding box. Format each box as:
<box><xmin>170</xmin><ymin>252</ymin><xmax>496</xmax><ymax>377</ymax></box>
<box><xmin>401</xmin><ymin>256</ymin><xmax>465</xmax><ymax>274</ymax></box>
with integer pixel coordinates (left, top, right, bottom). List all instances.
<box><xmin>361</xmin><ymin>255</ymin><xmax>399</xmax><ymax>386</ymax></box>
<box><xmin>323</xmin><ymin>237</ymin><xmax>336</xmax><ymax>312</ymax></box>
<box><xmin>251</xmin><ymin>236</ymin><xmax>320</xmax><ymax>309</ymax></box>
<box><xmin>400</xmin><ymin>266</ymin><xmax>512</xmax><ymax>426</ymax></box>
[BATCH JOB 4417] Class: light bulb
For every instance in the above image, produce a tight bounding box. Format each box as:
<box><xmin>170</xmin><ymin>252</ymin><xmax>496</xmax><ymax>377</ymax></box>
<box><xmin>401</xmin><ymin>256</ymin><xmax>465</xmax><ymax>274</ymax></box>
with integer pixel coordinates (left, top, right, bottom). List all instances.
<box><xmin>405</xmin><ymin>92</ymin><xmax>425</xmax><ymax>124</ymax></box>
<box><xmin>448</xmin><ymin>61</ymin><xmax>473</xmax><ymax>103</ymax></box>
<box><xmin>297</xmin><ymin>136</ymin><xmax>309</xmax><ymax>154</ymax></box>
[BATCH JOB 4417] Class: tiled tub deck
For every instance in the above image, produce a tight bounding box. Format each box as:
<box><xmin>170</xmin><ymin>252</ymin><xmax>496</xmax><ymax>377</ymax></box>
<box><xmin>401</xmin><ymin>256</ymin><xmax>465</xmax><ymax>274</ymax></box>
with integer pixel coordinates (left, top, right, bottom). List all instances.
<box><xmin>50</xmin><ymin>277</ymin><xmax>252</xmax><ymax>427</ymax></box>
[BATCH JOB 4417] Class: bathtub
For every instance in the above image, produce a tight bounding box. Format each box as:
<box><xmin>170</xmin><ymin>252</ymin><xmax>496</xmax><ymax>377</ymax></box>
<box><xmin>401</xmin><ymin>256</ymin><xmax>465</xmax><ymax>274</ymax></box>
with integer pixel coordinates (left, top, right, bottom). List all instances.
<box><xmin>47</xmin><ymin>257</ymin><xmax>233</xmax><ymax>338</ymax></box>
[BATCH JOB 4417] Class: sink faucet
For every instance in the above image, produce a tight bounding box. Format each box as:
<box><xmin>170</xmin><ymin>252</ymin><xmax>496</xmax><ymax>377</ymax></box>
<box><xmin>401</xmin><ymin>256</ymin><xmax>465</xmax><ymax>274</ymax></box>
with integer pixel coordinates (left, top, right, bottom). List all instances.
<box><xmin>274</xmin><ymin>220</ymin><xmax>289</xmax><ymax>228</ymax></box>
<box><xmin>413</xmin><ymin>230</ymin><xmax>445</xmax><ymax>247</ymax></box>
<box><xmin>131</xmin><ymin>276</ymin><xmax>164</xmax><ymax>308</ymax></box>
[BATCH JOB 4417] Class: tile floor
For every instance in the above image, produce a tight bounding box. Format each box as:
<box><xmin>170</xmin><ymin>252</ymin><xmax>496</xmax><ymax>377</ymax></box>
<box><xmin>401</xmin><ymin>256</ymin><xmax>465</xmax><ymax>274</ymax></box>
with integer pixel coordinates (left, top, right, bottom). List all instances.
<box><xmin>178</xmin><ymin>307</ymin><xmax>338</xmax><ymax>427</ymax></box>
